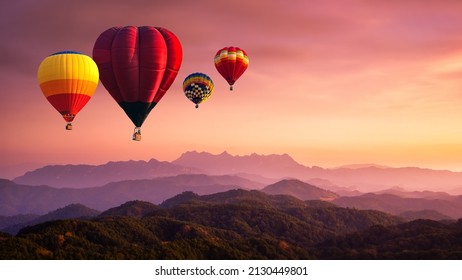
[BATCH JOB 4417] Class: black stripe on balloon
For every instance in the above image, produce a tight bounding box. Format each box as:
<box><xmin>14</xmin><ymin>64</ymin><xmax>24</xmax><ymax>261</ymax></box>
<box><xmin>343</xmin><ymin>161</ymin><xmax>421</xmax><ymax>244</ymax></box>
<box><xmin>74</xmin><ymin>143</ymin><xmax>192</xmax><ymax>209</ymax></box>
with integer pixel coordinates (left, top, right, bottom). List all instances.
<box><xmin>118</xmin><ymin>101</ymin><xmax>157</xmax><ymax>127</ymax></box>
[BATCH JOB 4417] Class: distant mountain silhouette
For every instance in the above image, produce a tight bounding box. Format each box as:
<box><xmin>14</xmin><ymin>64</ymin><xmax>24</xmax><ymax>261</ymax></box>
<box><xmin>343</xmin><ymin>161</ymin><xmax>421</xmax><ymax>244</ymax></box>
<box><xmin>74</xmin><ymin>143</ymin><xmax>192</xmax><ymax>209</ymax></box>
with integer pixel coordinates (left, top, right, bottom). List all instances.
<box><xmin>261</xmin><ymin>179</ymin><xmax>338</xmax><ymax>201</ymax></box>
<box><xmin>306</xmin><ymin>178</ymin><xmax>362</xmax><ymax>197</ymax></box>
<box><xmin>0</xmin><ymin>162</ymin><xmax>45</xmax><ymax>180</ymax></box>
<box><xmin>375</xmin><ymin>187</ymin><xmax>455</xmax><ymax>200</ymax></box>
<box><xmin>315</xmin><ymin>166</ymin><xmax>462</xmax><ymax>193</ymax></box>
<box><xmin>0</xmin><ymin>175</ymin><xmax>260</xmax><ymax>215</ymax></box>
<box><xmin>159</xmin><ymin>189</ymin><xmax>401</xmax><ymax>233</ymax></box>
<box><xmin>5</xmin><ymin>190</ymin><xmax>461</xmax><ymax>260</ymax></box>
<box><xmin>172</xmin><ymin>151</ymin><xmax>308</xmax><ymax>179</ymax></box>
<box><xmin>315</xmin><ymin>219</ymin><xmax>462</xmax><ymax>259</ymax></box>
<box><xmin>161</xmin><ymin>189</ymin><xmax>307</xmax><ymax>210</ymax></box>
<box><xmin>335</xmin><ymin>163</ymin><xmax>390</xmax><ymax>169</ymax></box>
<box><xmin>1</xmin><ymin>203</ymin><xmax>100</xmax><ymax>235</ymax></box>
<box><xmin>333</xmin><ymin>193</ymin><xmax>462</xmax><ymax>219</ymax></box>
<box><xmin>99</xmin><ymin>201</ymin><xmax>159</xmax><ymax>218</ymax></box>
<box><xmin>13</xmin><ymin>159</ymin><xmax>203</xmax><ymax>188</ymax></box>
<box><xmin>0</xmin><ymin>179</ymin><xmax>77</xmax><ymax>215</ymax></box>
<box><xmin>398</xmin><ymin>210</ymin><xmax>453</xmax><ymax>221</ymax></box>
<box><xmin>171</xmin><ymin>151</ymin><xmax>462</xmax><ymax>192</ymax></box>
<box><xmin>0</xmin><ymin>190</ymin><xmax>403</xmax><ymax>259</ymax></box>
<box><xmin>32</xmin><ymin>203</ymin><xmax>100</xmax><ymax>222</ymax></box>
<box><xmin>9</xmin><ymin>151</ymin><xmax>462</xmax><ymax>193</ymax></box>
<box><xmin>152</xmin><ymin>174</ymin><xmax>264</xmax><ymax>189</ymax></box>
<box><xmin>0</xmin><ymin>214</ymin><xmax>39</xmax><ymax>231</ymax></box>
<box><xmin>232</xmin><ymin>173</ymin><xmax>279</xmax><ymax>185</ymax></box>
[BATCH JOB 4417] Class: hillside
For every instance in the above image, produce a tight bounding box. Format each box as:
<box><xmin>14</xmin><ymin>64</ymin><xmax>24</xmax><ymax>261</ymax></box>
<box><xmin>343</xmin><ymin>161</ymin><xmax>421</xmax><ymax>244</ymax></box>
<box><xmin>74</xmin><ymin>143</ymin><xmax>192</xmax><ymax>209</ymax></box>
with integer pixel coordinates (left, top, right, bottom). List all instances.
<box><xmin>1</xmin><ymin>204</ymin><xmax>100</xmax><ymax>235</ymax></box>
<box><xmin>172</xmin><ymin>151</ymin><xmax>462</xmax><ymax>192</ymax></box>
<box><xmin>375</xmin><ymin>187</ymin><xmax>455</xmax><ymax>200</ymax></box>
<box><xmin>261</xmin><ymin>179</ymin><xmax>338</xmax><ymax>201</ymax></box>
<box><xmin>0</xmin><ymin>175</ymin><xmax>260</xmax><ymax>215</ymax></box>
<box><xmin>0</xmin><ymin>189</ymin><xmax>402</xmax><ymax>259</ymax></box>
<box><xmin>13</xmin><ymin>159</ymin><xmax>202</xmax><ymax>188</ymax></box>
<box><xmin>0</xmin><ymin>214</ymin><xmax>39</xmax><ymax>230</ymax></box>
<box><xmin>3</xmin><ymin>189</ymin><xmax>460</xmax><ymax>260</ymax></box>
<box><xmin>9</xmin><ymin>151</ymin><xmax>462</xmax><ymax>193</ymax></box>
<box><xmin>315</xmin><ymin>219</ymin><xmax>462</xmax><ymax>259</ymax></box>
<box><xmin>172</xmin><ymin>151</ymin><xmax>308</xmax><ymax>179</ymax></box>
<box><xmin>333</xmin><ymin>193</ymin><xmax>462</xmax><ymax>219</ymax></box>
<box><xmin>398</xmin><ymin>210</ymin><xmax>453</xmax><ymax>222</ymax></box>
<box><xmin>99</xmin><ymin>201</ymin><xmax>159</xmax><ymax>218</ymax></box>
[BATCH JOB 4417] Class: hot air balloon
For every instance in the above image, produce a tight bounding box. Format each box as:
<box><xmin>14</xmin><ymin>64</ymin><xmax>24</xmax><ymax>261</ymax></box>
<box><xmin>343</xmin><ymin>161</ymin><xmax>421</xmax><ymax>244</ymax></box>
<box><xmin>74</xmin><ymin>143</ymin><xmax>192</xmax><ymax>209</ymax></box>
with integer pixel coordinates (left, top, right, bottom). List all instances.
<box><xmin>183</xmin><ymin>73</ymin><xmax>214</xmax><ymax>108</ymax></box>
<box><xmin>214</xmin><ymin>46</ymin><xmax>249</xmax><ymax>91</ymax></box>
<box><xmin>92</xmin><ymin>26</ymin><xmax>182</xmax><ymax>141</ymax></box>
<box><xmin>37</xmin><ymin>51</ymin><xmax>99</xmax><ymax>130</ymax></box>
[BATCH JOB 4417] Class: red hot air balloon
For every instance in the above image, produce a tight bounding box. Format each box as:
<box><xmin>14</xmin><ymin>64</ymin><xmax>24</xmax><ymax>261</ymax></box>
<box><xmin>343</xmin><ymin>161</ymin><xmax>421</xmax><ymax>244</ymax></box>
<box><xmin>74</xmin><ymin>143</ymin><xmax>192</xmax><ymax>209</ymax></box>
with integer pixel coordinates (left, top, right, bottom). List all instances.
<box><xmin>214</xmin><ymin>46</ymin><xmax>249</xmax><ymax>91</ymax></box>
<box><xmin>93</xmin><ymin>26</ymin><xmax>182</xmax><ymax>140</ymax></box>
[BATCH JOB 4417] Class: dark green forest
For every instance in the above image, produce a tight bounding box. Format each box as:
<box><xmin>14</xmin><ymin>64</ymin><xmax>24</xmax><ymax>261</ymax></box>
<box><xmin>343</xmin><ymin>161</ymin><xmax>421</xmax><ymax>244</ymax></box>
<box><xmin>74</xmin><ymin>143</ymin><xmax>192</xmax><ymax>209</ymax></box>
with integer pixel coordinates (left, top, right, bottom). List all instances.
<box><xmin>1</xmin><ymin>190</ymin><xmax>461</xmax><ymax>260</ymax></box>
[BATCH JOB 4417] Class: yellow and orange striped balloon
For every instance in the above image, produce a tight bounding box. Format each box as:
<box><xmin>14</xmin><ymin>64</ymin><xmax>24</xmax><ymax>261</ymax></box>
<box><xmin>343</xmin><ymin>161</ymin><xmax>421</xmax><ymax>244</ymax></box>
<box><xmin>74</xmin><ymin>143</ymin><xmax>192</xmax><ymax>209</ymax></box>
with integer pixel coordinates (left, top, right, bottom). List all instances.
<box><xmin>37</xmin><ymin>51</ymin><xmax>99</xmax><ymax>128</ymax></box>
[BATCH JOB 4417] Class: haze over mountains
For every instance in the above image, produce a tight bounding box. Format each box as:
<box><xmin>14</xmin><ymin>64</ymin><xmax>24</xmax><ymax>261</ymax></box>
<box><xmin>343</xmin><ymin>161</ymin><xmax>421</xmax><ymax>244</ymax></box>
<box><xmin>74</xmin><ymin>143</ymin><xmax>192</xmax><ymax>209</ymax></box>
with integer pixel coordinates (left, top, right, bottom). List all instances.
<box><xmin>2</xmin><ymin>190</ymin><xmax>462</xmax><ymax>259</ymax></box>
<box><xmin>0</xmin><ymin>189</ymin><xmax>403</xmax><ymax>259</ymax></box>
<box><xmin>0</xmin><ymin>175</ymin><xmax>261</xmax><ymax>215</ymax></box>
<box><xmin>12</xmin><ymin>151</ymin><xmax>462</xmax><ymax>193</ymax></box>
<box><xmin>3</xmin><ymin>151</ymin><xmax>462</xmax><ymax>259</ymax></box>
<box><xmin>3</xmin><ymin>150</ymin><xmax>462</xmax><ymax>223</ymax></box>
<box><xmin>13</xmin><ymin>159</ymin><xmax>202</xmax><ymax>188</ymax></box>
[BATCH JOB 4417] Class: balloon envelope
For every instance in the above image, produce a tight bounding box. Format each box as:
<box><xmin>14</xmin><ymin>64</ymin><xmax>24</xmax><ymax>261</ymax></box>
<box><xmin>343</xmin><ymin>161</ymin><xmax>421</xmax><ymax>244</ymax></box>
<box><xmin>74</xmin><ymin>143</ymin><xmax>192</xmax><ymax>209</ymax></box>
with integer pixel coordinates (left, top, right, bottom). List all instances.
<box><xmin>37</xmin><ymin>51</ymin><xmax>99</xmax><ymax>126</ymax></box>
<box><xmin>92</xmin><ymin>26</ymin><xmax>182</xmax><ymax>128</ymax></box>
<box><xmin>183</xmin><ymin>72</ymin><xmax>214</xmax><ymax>108</ymax></box>
<box><xmin>214</xmin><ymin>46</ymin><xmax>249</xmax><ymax>90</ymax></box>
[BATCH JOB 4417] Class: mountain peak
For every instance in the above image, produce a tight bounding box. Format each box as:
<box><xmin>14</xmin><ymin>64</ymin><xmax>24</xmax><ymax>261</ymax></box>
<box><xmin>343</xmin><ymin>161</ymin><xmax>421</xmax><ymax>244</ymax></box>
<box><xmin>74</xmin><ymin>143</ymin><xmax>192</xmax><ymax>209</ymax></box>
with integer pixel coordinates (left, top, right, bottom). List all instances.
<box><xmin>172</xmin><ymin>151</ymin><xmax>308</xmax><ymax>179</ymax></box>
<box><xmin>262</xmin><ymin>179</ymin><xmax>338</xmax><ymax>201</ymax></box>
<box><xmin>13</xmin><ymin>159</ymin><xmax>202</xmax><ymax>188</ymax></box>
<box><xmin>161</xmin><ymin>191</ymin><xmax>202</xmax><ymax>208</ymax></box>
<box><xmin>99</xmin><ymin>200</ymin><xmax>159</xmax><ymax>218</ymax></box>
<box><xmin>336</xmin><ymin>163</ymin><xmax>391</xmax><ymax>169</ymax></box>
<box><xmin>161</xmin><ymin>188</ymin><xmax>306</xmax><ymax>210</ymax></box>
<box><xmin>41</xmin><ymin>203</ymin><xmax>100</xmax><ymax>219</ymax></box>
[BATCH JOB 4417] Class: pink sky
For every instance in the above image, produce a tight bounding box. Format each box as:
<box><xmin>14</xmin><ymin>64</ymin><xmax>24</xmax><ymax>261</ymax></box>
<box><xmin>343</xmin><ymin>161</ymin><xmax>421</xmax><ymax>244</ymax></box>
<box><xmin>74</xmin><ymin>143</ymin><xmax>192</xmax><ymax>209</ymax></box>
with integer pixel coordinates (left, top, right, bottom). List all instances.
<box><xmin>1</xmin><ymin>0</ymin><xmax>462</xmax><ymax>172</ymax></box>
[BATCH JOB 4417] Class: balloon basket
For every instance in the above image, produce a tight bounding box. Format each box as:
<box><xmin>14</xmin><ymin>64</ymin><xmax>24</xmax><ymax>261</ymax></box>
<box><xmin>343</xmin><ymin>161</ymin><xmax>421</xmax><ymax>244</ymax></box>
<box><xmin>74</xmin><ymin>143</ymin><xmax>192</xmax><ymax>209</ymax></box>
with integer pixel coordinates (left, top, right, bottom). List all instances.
<box><xmin>195</xmin><ymin>104</ymin><xmax>199</xmax><ymax>109</ymax></box>
<box><xmin>230</xmin><ymin>85</ymin><xmax>233</xmax><ymax>91</ymax></box>
<box><xmin>132</xmin><ymin>127</ymin><xmax>141</xmax><ymax>141</ymax></box>
<box><xmin>65</xmin><ymin>123</ymin><xmax>73</xmax><ymax>130</ymax></box>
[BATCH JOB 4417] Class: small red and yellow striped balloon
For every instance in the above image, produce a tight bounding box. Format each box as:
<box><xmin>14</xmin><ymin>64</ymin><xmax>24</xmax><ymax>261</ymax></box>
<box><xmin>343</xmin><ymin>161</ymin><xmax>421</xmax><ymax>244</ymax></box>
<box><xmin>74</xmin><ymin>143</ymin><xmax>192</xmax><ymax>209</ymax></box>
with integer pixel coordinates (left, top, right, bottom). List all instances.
<box><xmin>214</xmin><ymin>46</ymin><xmax>249</xmax><ymax>91</ymax></box>
<box><xmin>37</xmin><ymin>51</ymin><xmax>99</xmax><ymax>129</ymax></box>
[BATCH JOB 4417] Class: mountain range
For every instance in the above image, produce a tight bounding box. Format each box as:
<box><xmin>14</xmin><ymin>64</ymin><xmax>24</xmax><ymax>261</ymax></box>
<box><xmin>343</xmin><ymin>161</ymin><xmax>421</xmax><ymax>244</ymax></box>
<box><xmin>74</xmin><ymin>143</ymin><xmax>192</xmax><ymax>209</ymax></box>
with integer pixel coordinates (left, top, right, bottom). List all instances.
<box><xmin>4</xmin><ymin>150</ymin><xmax>462</xmax><ymax>226</ymax></box>
<box><xmin>1</xmin><ymin>204</ymin><xmax>100</xmax><ymax>235</ymax></box>
<box><xmin>261</xmin><ymin>179</ymin><xmax>338</xmax><ymax>201</ymax></box>
<box><xmin>2</xmin><ymin>174</ymin><xmax>462</xmax><ymax>227</ymax></box>
<box><xmin>12</xmin><ymin>151</ymin><xmax>462</xmax><ymax>193</ymax></box>
<box><xmin>3</xmin><ymin>150</ymin><xmax>462</xmax><ymax>259</ymax></box>
<box><xmin>2</xmin><ymin>189</ymin><xmax>462</xmax><ymax>260</ymax></box>
<box><xmin>13</xmin><ymin>159</ymin><xmax>202</xmax><ymax>188</ymax></box>
<box><xmin>0</xmin><ymin>175</ymin><xmax>263</xmax><ymax>216</ymax></box>
<box><xmin>334</xmin><ymin>193</ymin><xmax>462</xmax><ymax>219</ymax></box>
<box><xmin>0</xmin><ymin>189</ymin><xmax>404</xmax><ymax>259</ymax></box>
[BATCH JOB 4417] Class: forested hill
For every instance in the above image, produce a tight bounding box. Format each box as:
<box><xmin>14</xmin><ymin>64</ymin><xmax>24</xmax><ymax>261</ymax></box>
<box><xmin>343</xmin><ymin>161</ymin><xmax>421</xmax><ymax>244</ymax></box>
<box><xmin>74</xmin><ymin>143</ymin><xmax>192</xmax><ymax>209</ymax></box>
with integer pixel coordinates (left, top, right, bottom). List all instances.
<box><xmin>315</xmin><ymin>219</ymin><xmax>462</xmax><ymax>259</ymax></box>
<box><xmin>0</xmin><ymin>189</ymin><xmax>402</xmax><ymax>259</ymax></box>
<box><xmin>2</xmin><ymin>190</ymin><xmax>460</xmax><ymax>259</ymax></box>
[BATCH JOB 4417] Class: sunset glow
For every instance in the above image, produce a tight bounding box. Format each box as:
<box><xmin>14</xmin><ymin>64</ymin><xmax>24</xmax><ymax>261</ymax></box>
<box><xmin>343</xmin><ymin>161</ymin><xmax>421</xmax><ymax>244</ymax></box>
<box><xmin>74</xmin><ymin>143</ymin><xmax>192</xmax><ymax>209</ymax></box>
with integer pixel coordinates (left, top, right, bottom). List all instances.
<box><xmin>1</xmin><ymin>0</ymin><xmax>462</xmax><ymax>173</ymax></box>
